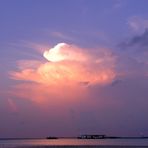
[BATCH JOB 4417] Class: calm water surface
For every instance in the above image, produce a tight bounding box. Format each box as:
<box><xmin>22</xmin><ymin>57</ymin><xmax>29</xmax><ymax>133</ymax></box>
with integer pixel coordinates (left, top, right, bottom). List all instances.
<box><xmin>0</xmin><ymin>138</ymin><xmax>148</xmax><ymax>147</ymax></box>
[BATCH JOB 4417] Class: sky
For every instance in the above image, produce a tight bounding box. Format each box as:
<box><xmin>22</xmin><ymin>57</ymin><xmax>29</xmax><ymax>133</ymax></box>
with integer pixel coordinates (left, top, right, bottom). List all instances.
<box><xmin>0</xmin><ymin>0</ymin><xmax>148</xmax><ymax>138</ymax></box>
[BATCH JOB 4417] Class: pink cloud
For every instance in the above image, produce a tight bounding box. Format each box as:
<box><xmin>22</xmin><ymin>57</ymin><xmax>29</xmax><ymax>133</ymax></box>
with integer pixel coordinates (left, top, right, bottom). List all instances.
<box><xmin>10</xmin><ymin>43</ymin><xmax>117</xmax><ymax>103</ymax></box>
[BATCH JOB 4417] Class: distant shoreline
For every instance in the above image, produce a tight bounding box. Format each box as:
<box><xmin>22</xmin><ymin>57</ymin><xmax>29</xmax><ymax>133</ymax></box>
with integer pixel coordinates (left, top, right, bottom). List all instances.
<box><xmin>1</xmin><ymin>136</ymin><xmax>148</xmax><ymax>140</ymax></box>
<box><xmin>13</xmin><ymin>146</ymin><xmax>148</xmax><ymax>148</ymax></box>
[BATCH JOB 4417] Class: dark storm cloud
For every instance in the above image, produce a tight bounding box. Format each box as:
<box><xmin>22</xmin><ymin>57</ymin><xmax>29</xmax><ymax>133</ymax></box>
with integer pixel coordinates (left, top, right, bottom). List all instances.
<box><xmin>117</xmin><ymin>29</ymin><xmax>148</xmax><ymax>77</ymax></box>
<box><xmin>119</xmin><ymin>29</ymin><xmax>148</xmax><ymax>49</ymax></box>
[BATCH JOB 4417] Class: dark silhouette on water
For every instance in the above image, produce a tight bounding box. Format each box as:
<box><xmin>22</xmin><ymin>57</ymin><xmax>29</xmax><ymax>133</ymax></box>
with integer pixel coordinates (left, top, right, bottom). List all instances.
<box><xmin>46</xmin><ymin>136</ymin><xmax>58</xmax><ymax>139</ymax></box>
<box><xmin>77</xmin><ymin>135</ymin><xmax>106</xmax><ymax>139</ymax></box>
<box><xmin>77</xmin><ymin>134</ymin><xmax>148</xmax><ymax>139</ymax></box>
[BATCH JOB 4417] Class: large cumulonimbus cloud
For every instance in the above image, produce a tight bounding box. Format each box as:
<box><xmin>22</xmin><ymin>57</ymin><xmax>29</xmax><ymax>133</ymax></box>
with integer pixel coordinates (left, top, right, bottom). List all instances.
<box><xmin>10</xmin><ymin>43</ymin><xmax>116</xmax><ymax>103</ymax></box>
<box><xmin>11</xmin><ymin>43</ymin><xmax>116</xmax><ymax>86</ymax></box>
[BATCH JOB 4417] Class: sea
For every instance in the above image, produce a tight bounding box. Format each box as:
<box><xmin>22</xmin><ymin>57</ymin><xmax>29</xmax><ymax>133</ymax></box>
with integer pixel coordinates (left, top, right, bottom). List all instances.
<box><xmin>0</xmin><ymin>138</ymin><xmax>148</xmax><ymax>148</ymax></box>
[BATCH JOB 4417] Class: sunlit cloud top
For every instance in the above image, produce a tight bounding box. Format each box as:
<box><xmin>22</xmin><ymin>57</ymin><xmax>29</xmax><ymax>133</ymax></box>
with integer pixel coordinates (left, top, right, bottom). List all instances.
<box><xmin>43</xmin><ymin>43</ymin><xmax>89</xmax><ymax>62</ymax></box>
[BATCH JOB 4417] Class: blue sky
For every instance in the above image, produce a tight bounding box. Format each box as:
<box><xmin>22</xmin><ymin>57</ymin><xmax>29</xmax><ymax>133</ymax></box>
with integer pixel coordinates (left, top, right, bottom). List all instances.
<box><xmin>0</xmin><ymin>0</ymin><xmax>148</xmax><ymax>138</ymax></box>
